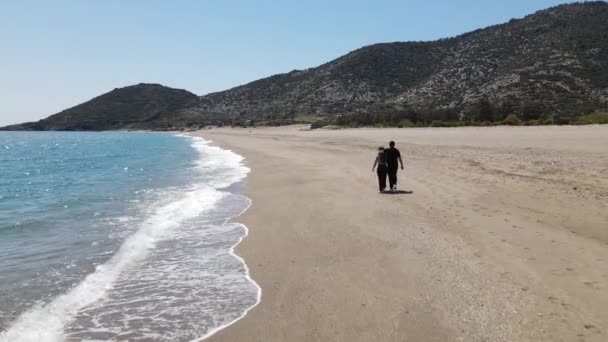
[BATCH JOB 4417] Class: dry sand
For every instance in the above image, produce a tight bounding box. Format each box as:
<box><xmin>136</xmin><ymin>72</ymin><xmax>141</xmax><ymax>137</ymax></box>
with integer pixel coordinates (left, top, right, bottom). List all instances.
<box><xmin>190</xmin><ymin>125</ymin><xmax>608</xmax><ymax>342</ymax></box>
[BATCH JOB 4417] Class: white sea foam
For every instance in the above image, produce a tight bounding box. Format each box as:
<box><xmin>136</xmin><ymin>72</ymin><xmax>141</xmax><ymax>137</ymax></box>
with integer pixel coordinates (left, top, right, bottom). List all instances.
<box><xmin>0</xmin><ymin>135</ymin><xmax>260</xmax><ymax>342</ymax></box>
<box><xmin>189</xmin><ymin>221</ymin><xmax>262</xmax><ymax>342</ymax></box>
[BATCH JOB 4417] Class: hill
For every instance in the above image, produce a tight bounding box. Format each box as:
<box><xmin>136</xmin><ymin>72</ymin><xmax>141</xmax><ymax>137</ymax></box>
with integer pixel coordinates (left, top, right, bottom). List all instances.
<box><xmin>189</xmin><ymin>1</ymin><xmax>608</xmax><ymax>125</ymax></box>
<box><xmin>3</xmin><ymin>1</ymin><xmax>608</xmax><ymax>130</ymax></box>
<box><xmin>2</xmin><ymin>84</ymin><xmax>198</xmax><ymax>131</ymax></box>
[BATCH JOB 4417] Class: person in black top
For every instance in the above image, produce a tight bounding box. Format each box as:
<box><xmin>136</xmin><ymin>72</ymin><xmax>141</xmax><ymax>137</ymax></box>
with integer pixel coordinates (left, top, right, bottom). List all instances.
<box><xmin>372</xmin><ymin>147</ymin><xmax>388</xmax><ymax>192</ymax></box>
<box><xmin>385</xmin><ymin>141</ymin><xmax>403</xmax><ymax>191</ymax></box>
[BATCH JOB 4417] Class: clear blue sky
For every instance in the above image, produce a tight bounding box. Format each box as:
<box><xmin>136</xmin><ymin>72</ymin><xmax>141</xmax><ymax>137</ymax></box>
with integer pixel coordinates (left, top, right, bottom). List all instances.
<box><xmin>0</xmin><ymin>0</ymin><xmax>579</xmax><ymax>126</ymax></box>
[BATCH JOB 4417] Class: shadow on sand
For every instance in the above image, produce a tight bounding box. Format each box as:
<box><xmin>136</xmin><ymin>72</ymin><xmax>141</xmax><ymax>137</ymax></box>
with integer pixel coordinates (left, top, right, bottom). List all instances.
<box><xmin>381</xmin><ymin>190</ymin><xmax>414</xmax><ymax>195</ymax></box>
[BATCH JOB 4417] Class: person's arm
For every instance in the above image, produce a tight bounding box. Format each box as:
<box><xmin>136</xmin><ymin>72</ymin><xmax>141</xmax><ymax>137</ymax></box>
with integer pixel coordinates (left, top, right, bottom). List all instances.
<box><xmin>399</xmin><ymin>155</ymin><xmax>404</xmax><ymax>170</ymax></box>
<box><xmin>372</xmin><ymin>156</ymin><xmax>378</xmax><ymax>172</ymax></box>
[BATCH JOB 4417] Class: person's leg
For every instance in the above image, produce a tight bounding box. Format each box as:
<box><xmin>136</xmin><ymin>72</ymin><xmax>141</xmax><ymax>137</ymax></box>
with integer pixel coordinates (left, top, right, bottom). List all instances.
<box><xmin>377</xmin><ymin>166</ymin><xmax>387</xmax><ymax>192</ymax></box>
<box><xmin>388</xmin><ymin>165</ymin><xmax>397</xmax><ymax>190</ymax></box>
<box><xmin>393</xmin><ymin>168</ymin><xmax>398</xmax><ymax>189</ymax></box>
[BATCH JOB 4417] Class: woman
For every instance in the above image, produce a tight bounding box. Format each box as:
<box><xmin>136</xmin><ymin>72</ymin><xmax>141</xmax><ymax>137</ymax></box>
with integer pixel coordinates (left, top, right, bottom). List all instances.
<box><xmin>372</xmin><ymin>146</ymin><xmax>388</xmax><ymax>192</ymax></box>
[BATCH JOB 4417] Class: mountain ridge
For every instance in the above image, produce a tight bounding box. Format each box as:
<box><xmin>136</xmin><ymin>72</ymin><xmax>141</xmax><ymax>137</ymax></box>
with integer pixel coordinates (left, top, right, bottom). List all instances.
<box><xmin>3</xmin><ymin>1</ymin><xmax>608</xmax><ymax>131</ymax></box>
<box><xmin>1</xmin><ymin>84</ymin><xmax>199</xmax><ymax>131</ymax></box>
<box><xmin>187</xmin><ymin>1</ymin><xmax>608</xmax><ymax>123</ymax></box>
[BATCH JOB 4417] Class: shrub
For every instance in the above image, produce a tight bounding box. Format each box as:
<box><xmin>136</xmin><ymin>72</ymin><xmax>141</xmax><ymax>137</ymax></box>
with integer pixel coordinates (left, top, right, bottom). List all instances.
<box><xmin>574</xmin><ymin>112</ymin><xmax>608</xmax><ymax>125</ymax></box>
<box><xmin>310</xmin><ymin>121</ymin><xmax>329</xmax><ymax>129</ymax></box>
<box><xmin>541</xmin><ymin>118</ymin><xmax>554</xmax><ymax>125</ymax></box>
<box><xmin>502</xmin><ymin>114</ymin><xmax>522</xmax><ymax>126</ymax></box>
<box><xmin>398</xmin><ymin>119</ymin><xmax>415</xmax><ymax>128</ymax></box>
<box><xmin>430</xmin><ymin>120</ymin><xmax>447</xmax><ymax>127</ymax></box>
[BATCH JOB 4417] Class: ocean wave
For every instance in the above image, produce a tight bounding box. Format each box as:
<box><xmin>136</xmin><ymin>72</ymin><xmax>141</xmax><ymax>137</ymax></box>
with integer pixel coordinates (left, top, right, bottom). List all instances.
<box><xmin>0</xmin><ymin>135</ymin><xmax>260</xmax><ymax>342</ymax></box>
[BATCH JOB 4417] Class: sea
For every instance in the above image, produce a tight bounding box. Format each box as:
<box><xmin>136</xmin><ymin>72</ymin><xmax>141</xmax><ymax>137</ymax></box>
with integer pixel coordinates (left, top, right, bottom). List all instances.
<box><xmin>0</xmin><ymin>131</ymin><xmax>260</xmax><ymax>341</ymax></box>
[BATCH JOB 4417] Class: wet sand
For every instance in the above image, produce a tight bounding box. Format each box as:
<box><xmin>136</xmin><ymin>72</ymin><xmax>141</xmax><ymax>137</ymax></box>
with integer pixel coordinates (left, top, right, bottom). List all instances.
<box><xmin>190</xmin><ymin>125</ymin><xmax>608</xmax><ymax>342</ymax></box>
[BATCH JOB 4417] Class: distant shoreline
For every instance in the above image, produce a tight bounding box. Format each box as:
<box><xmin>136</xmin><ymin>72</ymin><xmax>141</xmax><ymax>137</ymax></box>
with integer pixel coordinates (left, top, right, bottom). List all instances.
<box><xmin>3</xmin><ymin>113</ymin><xmax>608</xmax><ymax>133</ymax></box>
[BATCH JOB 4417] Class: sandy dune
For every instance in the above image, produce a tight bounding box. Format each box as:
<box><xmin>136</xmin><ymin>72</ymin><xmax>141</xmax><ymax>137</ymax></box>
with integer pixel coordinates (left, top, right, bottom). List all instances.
<box><xmin>191</xmin><ymin>125</ymin><xmax>608</xmax><ymax>342</ymax></box>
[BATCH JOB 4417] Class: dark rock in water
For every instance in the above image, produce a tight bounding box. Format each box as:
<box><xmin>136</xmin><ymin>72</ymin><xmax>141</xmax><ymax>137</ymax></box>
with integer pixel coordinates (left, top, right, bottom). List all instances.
<box><xmin>0</xmin><ymin>121</ymin><xmax>44</xmax><ymax>131</ymax></box>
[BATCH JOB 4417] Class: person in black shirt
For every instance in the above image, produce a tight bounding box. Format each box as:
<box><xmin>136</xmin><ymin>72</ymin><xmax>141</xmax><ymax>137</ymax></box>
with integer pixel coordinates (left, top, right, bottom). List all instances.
<box><xmin>385</xmin><ymin>141</ymin><xmax>403</xmax><ymax>191</ymax></box>
<box><xmin>372</xmin><ymin>146</ymin><xmax>388</xmax><ymax>192</ymax></box>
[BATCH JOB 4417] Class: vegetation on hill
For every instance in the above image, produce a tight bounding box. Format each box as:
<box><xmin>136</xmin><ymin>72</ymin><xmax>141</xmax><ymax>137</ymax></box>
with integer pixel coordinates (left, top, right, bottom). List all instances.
<box><xmin>2</xmin><ymin>2</ymin><xmax>608</xmax><ymax>131</ymax></box>
<box><xmin>333</xmin><ymin>108</ymin><xmax>608</xmax><ymax>128</ymax></box>
<box><xmin>188</xmin><ymin>1</ymin><xmax>608</xmax><ymax>126</ymax></box>
<box><xmin>2</xmin><ymin>84</ymin><xmax>198</xmax><ymax>131</ymax></box>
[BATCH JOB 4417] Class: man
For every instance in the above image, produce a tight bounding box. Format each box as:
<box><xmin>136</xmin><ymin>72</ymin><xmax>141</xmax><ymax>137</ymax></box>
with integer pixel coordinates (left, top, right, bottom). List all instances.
<box><xmin>384</xmin><ymin>141</ymin><xmax>403</xmax><ymax>191</ymax></box>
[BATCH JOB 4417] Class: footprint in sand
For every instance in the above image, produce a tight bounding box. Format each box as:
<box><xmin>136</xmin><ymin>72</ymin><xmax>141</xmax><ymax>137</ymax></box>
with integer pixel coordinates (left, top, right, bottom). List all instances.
<box><xmin>561</xmin><ymin>302</ymin><xmax>574</xmax><ymax>310</ymax></box>
<box><xmin>584</xmin><ymin>324</ymin><xmax>601</xmax><ymax>334</ymax></box>
<box><xmin>583</xmin><ymin>281</ymin><xmax>601</xmax><ymax>290</ymax></box>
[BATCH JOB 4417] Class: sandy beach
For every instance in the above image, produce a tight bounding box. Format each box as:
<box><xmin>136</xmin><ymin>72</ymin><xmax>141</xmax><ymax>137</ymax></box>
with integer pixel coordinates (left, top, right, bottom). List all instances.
<box><xmin>190</xmin><ymin>125</ymin><xmax>608</xmax><ymax>342</ymax></box>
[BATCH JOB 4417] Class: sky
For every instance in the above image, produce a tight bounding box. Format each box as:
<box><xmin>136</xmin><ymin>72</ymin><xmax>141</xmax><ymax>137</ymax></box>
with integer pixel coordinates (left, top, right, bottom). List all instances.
<box><xmin>0</xmin><ymin>0</ymin><xmax>580</xmax><ymax>126</ymax></box>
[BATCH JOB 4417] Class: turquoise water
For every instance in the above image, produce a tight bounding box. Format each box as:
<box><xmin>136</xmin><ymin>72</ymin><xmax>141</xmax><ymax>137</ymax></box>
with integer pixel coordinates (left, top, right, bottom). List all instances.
<box><xmin>0</xmin><ymin>132</ymin><xmax>259</xmax><ymax>341</ymax></box>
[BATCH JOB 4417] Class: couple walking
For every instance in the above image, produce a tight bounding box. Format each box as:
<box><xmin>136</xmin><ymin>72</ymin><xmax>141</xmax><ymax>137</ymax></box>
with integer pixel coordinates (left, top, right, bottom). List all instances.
<box><xmin>372</xmin><ymin>141</ymin><xmax>403</xmax><ymax>193</ymax></box>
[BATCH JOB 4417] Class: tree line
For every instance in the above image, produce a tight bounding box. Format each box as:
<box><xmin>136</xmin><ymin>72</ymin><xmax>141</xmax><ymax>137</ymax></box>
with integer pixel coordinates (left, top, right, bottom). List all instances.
<box><xmin>333</xmin><ymin>98</ymin><xmax>604</xmax><ymax>127</ymax></box>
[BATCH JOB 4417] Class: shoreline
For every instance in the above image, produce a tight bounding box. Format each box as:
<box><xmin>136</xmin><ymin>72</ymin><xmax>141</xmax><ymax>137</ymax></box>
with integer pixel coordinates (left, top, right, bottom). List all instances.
<box><xmin>184</xmin><ymin>135</ymin><xmax>262</xmax><ymax>342</ymax></box>
<box><xmin>190</xmin><ymin>125</ymin><xmax>608</xmax><ymax>341</ymax></box>
<box><xmin>192</xmin><ymin>205</ymin><xmax>262</xmax><ymax>342</ymax></box>
<box><xmin>0</xmin><ymin>133</ymin><xmax>260</xmax><ymax>341</ymax></box>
